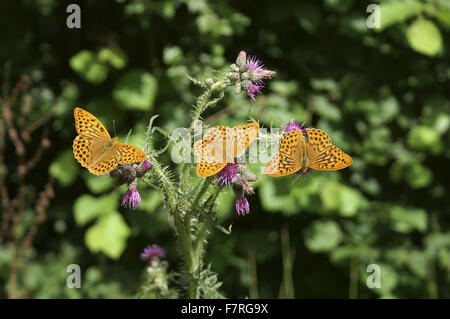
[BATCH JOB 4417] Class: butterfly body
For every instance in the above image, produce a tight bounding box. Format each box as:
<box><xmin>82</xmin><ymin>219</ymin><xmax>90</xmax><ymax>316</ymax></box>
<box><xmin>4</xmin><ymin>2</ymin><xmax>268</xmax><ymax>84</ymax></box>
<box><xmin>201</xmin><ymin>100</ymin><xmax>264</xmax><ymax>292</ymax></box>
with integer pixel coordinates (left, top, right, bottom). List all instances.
<box><xmin>264</xmin><ymin>128</ymin><xmax>352</xmax><ymax>177</ymax></box>
<box><xmin>73</xmin><ymin>107</ymin><xmax>146</xmax><ymax>175</ymax></box>
<box><xmin>194</xmin><ymin>123</ymin><xmax>259</xmax><ymax>177</ymax></box>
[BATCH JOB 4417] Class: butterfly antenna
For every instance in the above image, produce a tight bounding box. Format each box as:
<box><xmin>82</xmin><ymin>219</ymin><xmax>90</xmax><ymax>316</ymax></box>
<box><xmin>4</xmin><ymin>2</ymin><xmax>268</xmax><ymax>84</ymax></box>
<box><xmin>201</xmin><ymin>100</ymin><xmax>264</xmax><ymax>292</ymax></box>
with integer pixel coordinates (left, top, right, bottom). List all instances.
<box><xmin>291</xmin><ymin>174</ymin><xmax>301</xmax><ymax>185</ymax></box>
<box><xmin>113</xmin><ymin>120</ymin><xmax>117</xmax><ymax>137</ymax></box>
<box><xmin>125</xmin><ymin>129</ymin><xmax>132</xmax><ymax>144</ymax></box>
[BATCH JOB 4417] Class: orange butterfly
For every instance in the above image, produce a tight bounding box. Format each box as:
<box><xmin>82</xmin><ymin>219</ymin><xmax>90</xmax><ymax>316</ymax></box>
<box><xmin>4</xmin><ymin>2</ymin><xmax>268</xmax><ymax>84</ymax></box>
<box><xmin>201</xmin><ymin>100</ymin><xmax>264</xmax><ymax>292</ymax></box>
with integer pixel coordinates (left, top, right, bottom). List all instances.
<box><xmin>193</xmin><ymin>123</ymin><xmax>259</xmax><ymax>177</ymax></box>
<box><xmin>73</xmin><ymin>107</ymin><xmax>146</xmax><ymax>175</ymax></box>
<box><xmin>264</xmin><ymin>128</ymin><xmax>352</xmax><ymax>177</ymax></box>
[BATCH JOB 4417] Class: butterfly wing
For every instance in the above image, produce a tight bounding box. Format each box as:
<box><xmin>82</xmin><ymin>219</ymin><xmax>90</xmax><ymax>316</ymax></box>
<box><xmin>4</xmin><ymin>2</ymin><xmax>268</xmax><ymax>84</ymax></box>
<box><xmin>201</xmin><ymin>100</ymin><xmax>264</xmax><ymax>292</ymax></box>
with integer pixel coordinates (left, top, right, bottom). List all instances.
<box><xmin>73</xmin><ymin>135</ymin><xmax>98</xmax><ymax>169</ymax></box>
<box><xmin>74</xmin><ymin>107</ymin><xmax>111</xmax><ymax>141</ymax></box>
<box><xmin>306</xmin><ymin>128</ymin><xmax>331</xmax><ymax>154</ymax></box>
<box><xmin>114</xmin><ymin>143</ymin><xmax>147</xmax><ymax>164</ymax></box>
<box><xmin>264</xmin><ymin>130</ymin><xmax>304</xmax><ymax>177</ymax></box>
<box><xmin>194</xmin><ymin>126</ymin><xmax>228</xmax><ymax>177</ymax></box>
<box><xmin>307</xmin><ymin>143</ymin><xmax>352</xmax><ymax>171</ymax></box>
<box><xmin>88</xmin><ymin>149</ymin><xmax>118</xmax><ymax>175</ymax></box>
<box><xmin>73</xmin><ymin>135</ymin><xmax>117</xmax><ymax>175</ymax></box>
<box><xmin>306</xmin><ymin>128</ymin><xmax>352</xmax><ymax>170</ymax></box>
<box><xmin>232</xmin><ymin>123</ymin><xmax>259</xmax><ymax>157</ymax></box>
<box><xmin>196</xmin><ymin>161</ymin><xmax>227</xmax><ymax>178</ymax></box>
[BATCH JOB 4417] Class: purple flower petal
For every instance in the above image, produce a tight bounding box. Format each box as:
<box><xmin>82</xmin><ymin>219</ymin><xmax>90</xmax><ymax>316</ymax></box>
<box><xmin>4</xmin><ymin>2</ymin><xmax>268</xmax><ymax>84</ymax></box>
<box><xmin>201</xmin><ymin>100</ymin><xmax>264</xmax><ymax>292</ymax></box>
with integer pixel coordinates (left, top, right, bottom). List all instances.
<box><xmin>140</xmin><ymin>245</ymin><xmax>165</xmax><ymax>261</ymax></box>
<box><xmin>216</xmin><ymin>163</ymin><xmax>240</xmax><ymax>187</ymax></box>
<box><xmin>121</xmin><ymin>187</ymin><xmax>141</xmax><ymax>211</ymax></box>
<box><xmin>235</xmin><ymin>196</ymin><xmax>250</xmax><ymax>216</ymax></box>
<box><xmin>283</xmin><ymin>119</ymin><xmax>306</xmax><ymax>136</ymax></box>
<box><xmin>142</xmin><ymin>160</ymin><xmax>152</xmax><ymax>171</ymax></box>
<box><xmin>247</xmin><ymin>83</ymin><xmax>263</xmax><ymax>101</ymax></box>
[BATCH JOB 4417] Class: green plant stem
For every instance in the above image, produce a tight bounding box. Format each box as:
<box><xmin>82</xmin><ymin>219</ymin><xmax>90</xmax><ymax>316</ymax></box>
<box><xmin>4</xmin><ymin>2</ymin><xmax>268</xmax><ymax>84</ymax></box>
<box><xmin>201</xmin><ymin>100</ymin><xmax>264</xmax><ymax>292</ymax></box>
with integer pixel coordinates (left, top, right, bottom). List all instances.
<box><xmin>162</xmin><ymin>77</ymin><xmax>228</xmax><ymax>298</ymax></box>
<box><xmin>191</xmin><ymin>177</ymin><xmax>213</xmax><ymax>210</ymax></box>
<box><xmin>280</xmin><ymin>225</ymin><xmax>295</xmax><ymax>299</ymax></box>
<box><xmin>193</xmin><ymin>185</ymin><xmax>221</xmax><ymax>256</ymax></box>
<box><xmin>180</xmin><ymin>79</ymin><xmax>228</xmax><ymax>194</ymax></box>
<box><xmin>172</xmin><ymin>209</ymin><xmax>197</xmax><ymax>298</ymax></box>
<box><xmin>349</xmin><ymin>256</ymin><xmax>359</xmax><ymax>299</ymax></box>
<box><xmin>146</xmin><ymin>154</ymin><xmax>198</xmax><ymax>297</ymax></box>
<box><xmin>181</xmin><ymin>177</ymin><xmax>214</xmax><ymax>298</ymax></box>
<box><xmin>146</xmin><ymin>155</ymin><xmax>177</xmax><ymax>211</ymax></box>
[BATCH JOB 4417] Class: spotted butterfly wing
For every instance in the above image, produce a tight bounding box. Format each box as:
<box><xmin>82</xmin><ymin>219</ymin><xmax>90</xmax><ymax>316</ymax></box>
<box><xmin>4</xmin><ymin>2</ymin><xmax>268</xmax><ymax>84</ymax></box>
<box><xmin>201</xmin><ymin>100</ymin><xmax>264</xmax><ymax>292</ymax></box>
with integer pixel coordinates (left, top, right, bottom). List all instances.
<box><xmin>73</xmin><ymin>107</ymin><xmax>146</xmax><ymax>176</ymax></box>
<box><xmin>194</xmin><ymin>126</ymin><xmax>228</xmax><ymax>177</ymax></box>
<box><xmin>306</xmin><ymin>128</ymin><xmax>352</xmax><ymax>171</ymax></box>
<box><xmin>194</xmin><ymin>123</ymin><xmax>259</xmax><ymax>178</ymax></box>
<box><xmin>264</xmin><ymin>130</ymin><xmax>304</xmax><ymax>177</ymax></box>
<box><xmin>233</xmin><ymin>123</ymin><xmax>259</xmax><ymax>157</ymax></box>
<box><xmin>73</xmin><ymin>135</ymin><xmax>103</xmax><ymax>169</ymax></box>
<box><xmin>74</xmin><ymin>107</ymin><xmax>110</xmax><ymax>141</ymax></box>
<box><xmin>114</xmin><ymin>143</ymin><xmax>146</xmax><ymax>164</ymax></box>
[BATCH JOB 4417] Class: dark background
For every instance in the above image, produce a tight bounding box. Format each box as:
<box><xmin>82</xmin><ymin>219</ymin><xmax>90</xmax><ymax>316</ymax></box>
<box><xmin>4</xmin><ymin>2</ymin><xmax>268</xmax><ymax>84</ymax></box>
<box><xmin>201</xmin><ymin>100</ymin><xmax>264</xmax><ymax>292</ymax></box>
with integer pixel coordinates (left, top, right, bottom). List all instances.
<box><xmin>1</xmin><ymin>0</ymin><xmax>449</xmax><ymax>298</ymax></box>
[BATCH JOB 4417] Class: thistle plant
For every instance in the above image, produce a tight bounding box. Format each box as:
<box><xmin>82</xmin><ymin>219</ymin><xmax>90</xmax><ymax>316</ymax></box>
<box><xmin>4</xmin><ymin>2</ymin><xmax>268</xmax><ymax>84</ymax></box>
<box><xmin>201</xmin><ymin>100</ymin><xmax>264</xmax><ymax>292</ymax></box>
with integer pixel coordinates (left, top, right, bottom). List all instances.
<box><xmin>134</xmin><ymin>51</ymin><xmax>275</xmax><ymax>298</ymax></box>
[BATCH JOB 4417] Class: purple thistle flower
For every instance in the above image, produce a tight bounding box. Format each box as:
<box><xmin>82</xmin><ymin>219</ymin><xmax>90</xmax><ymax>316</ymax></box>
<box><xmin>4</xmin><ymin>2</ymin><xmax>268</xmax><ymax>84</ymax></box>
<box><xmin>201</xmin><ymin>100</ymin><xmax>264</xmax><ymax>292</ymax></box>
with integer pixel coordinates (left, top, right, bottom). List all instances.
<box><xmin>283</xmin><ymin>119</ymin><xmax>306</xmax><ymax>136</ymax></box>
<box><xmin>233</xmin><ymin>51</ymin><xmax>276</xmax><ymax>101</ymax></box>
<box><xmin>140</xmin><ymin>244</ymin><xmax>165</xmax><ymax>261</ymax></box>
<box><xmin>216</xmin><ymin>163</ymin><xmax>240</xmax><ymax>187</ymax></box>
<box><xmin>247</xmin><ymin>55</ymin><xmax>276</xmax><ymax>80</ymax></box>
<box><xmin>247</xmin><ymin>55</ymin><xmax>265</xmax><ymax>72</ymax></box>
<box><xmin>142</xmin><ymin>160</ymin><xmax>152</xmax><ymax>171</ymax></box>
<box><xmin>247</xmin><ymin>83</ymin><xmax>264</xmax><ymax>101</ymax></box>
<box><xmin>121</xmin><ymin>186</ymin><xmax>141</xmax><ymax>211</ymax></box>
<box><xmin>235</xmin><ymin>196</ymin><xmax>250</xmax><ymax>216</ymax></box>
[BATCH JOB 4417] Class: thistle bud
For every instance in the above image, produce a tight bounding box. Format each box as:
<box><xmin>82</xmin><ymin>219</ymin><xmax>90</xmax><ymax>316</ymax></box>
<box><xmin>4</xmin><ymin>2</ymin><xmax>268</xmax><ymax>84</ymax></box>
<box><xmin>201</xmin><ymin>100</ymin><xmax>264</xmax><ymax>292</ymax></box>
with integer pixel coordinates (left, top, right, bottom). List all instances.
<box><xmin>204</xmin><ymin>78</ymin><xmax>214</xmax><ymax>86</ymax></box>
<box><xmin>241</xmin><ymin>72</ymin><xmax>250</xmax><ymax>80</ymax></box>
<box><xmin>236</xmin><ymin>51</ymin><xmax>248</xmax><ymax>71</ymax></box>
<box><xmin>234</xmin><ymin>83</ymin><xmax>242</xmax><ymax>95</ymax></box>
<box><xmin>241</xmin><ymin>80</ymin><xmax>252</xmax><ymax>90</ymax></box>
<box><xmin>227</xmin><ymin>72</ymin><xmax>240</xmax><ymax>82</ymax></box>
<box><xmin>230</xmin><ymin>63</ymin><xmax>240</xmax><ymax>72</ymax></box>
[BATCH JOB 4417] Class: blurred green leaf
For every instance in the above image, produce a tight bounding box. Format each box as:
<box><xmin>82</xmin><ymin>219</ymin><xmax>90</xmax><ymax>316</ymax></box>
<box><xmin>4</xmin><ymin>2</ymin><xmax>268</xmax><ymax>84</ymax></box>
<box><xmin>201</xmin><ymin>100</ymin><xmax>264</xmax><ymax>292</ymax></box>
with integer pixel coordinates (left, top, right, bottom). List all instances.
<box><xmin>113</xmin><ymin>69</ymin><xmax>158</xmax><ymax>111</ymax></box>
<box><xmin>85</xmin><ymin>212</ymin><xmax>131</xmax><ymax>259</ymax></box>
<box><xmin>83</xmin><ymin>172</ymin><xmax>114</xmax><ymax>194</ymax></box>
<box><xmin>406</xmin><ymin>163</ymin><xmax>433</xmax><ymax>189</ymax></box>
<box><xmin>259</xmin><ymin>178</ymin><xmax>297</xmax><ymax>215</ymax></box>
<box><xmin>320</xmin><ymin>180</ymin><xmax>341</xmax><ymax>211</ymax></box>
<box><xmin>163</xmin><ymin>46</ymin><xmax>183</xmax><ymax>65</ymax></box>
<box><xmin>407</xmin><ymin>125</ymin><xmax>442</xmax><ymax>153</ymax></box>
<box><xmin>310</xmin><ymin>95</ymin><xmax>342</xmax><ymax>122</ymax></box>
<box><xmin>390</xmin><ymin>205</ymin><xmax>428</xmax><ymax>234</ymax></box>
<box><xmin>98</xmin><ymin>47</ymin><xmax>128</xmax><ymax>69</ymax></box>
<box><xmin>310</xmin><ymin>78</ymin><xmax>340</xmax><ymax>100</ymax></box>
<box><xmin>215</xmin><ymin>190</ymin><xmax>235</xmax><ymax>220</ymax></box>
<box><xmin>139</xmin><ymin>189</ymin><xmax>163</xmax><ymax>212</ymax></box>
<box><xmin>305</xmin><ymin>220</ymin><xmax>343</xmax><ymax>252</ymax></box>
<box><xmin>73</xmin><ymin>193</ymin><xmax>119</xmax><ymax>226</ymax></box>
<box><xmin>379</xmin><ymin>0</ymin><xmax>423</xmax><ymax>30</ymax></box>
<box><xmin>270</xmin><ymin>80</ymin><xmax>299</xmax><ymax>96</ymax></box>
<box><xmin>69</xmin><ymin>50</ymin><xmax>109</xmax><ymax>84</ymax></box>
<box><xmin>49</xmin><ymin>149</ymin><xmax>79</xmax><ymax>186</ymax></box>
<box><xmin>407</xmin><ymin>18</ymin><xmax>443</xmax><ymax>57</ymax></box>
<box><xmin>320</xmin><ymin>181</ymin><xmax>366</xmax><ymax>217</ymax></box>
<box><xmin>425</xmin><ymin>232</ymin><xmax>450</xmax><ymax>259</ymax></box>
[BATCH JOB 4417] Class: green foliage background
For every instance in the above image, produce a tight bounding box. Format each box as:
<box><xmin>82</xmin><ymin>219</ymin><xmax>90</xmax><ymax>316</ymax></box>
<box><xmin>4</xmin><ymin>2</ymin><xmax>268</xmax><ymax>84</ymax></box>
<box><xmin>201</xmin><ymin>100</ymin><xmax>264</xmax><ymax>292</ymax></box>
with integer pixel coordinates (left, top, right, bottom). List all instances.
<box><xmin>1</xmin><ymin>0</ymin><xmax>450</xmax><ymax>298</ymax></box>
